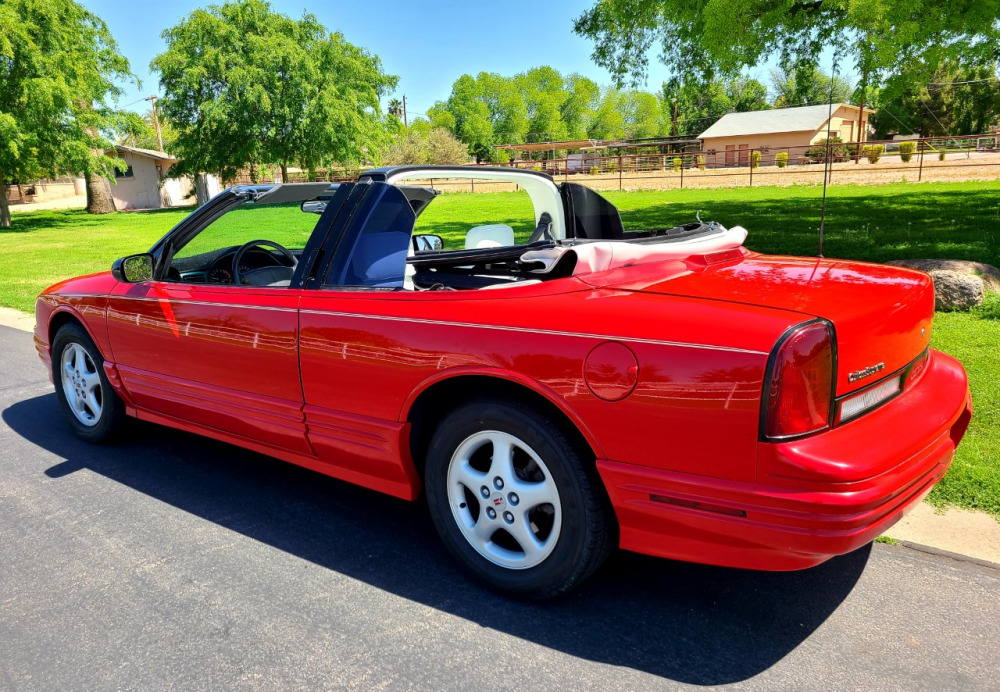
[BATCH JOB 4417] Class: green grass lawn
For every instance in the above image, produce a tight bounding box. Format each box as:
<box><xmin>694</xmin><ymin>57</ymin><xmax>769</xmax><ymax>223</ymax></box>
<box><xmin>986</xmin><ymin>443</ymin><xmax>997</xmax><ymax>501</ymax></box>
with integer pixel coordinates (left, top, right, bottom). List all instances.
<box><xmin>2</xmin><ymin>179</ymin><xmax>998</xmax><ymax>515</ymax></box>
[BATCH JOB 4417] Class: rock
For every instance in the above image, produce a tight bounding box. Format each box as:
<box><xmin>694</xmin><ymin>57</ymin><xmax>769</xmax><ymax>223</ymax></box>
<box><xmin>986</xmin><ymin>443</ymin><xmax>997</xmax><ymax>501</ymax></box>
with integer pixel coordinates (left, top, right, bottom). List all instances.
<box><xmin>929</xmin><ymin>270</ymin><xmax>984</xmax><ymax>311</ymax></box>
<box><xmin>887</xmin><ymin>259</ymin><xmax>1000</xmax><ymax>293</ymax></box>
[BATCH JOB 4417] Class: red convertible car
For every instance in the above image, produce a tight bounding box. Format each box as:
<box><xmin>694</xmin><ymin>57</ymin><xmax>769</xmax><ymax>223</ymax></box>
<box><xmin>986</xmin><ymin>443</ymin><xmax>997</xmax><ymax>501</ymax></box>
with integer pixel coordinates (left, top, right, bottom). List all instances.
<box><xmin>35</xmin><ymin>166</ymin><xmax>972</xmax><ymax>598</ymax></box>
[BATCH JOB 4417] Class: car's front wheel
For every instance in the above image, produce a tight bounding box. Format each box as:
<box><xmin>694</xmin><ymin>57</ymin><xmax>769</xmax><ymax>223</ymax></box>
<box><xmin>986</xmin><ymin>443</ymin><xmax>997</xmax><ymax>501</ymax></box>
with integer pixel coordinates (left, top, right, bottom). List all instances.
<box><xmin>425</xmin><ymin>397</ymin><xmax>615</xmax><ymax>599</ymax></box>
<box><xmin>52</xmin><ymin>322</ymin><xmax>126</xmax><ymax>443</ymax></box>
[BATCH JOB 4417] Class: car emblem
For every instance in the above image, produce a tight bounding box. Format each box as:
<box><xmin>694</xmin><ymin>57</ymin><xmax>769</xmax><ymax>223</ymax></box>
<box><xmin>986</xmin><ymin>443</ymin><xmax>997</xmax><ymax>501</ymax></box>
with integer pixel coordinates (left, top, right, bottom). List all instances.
<box><xmin>848</xmin><ymin>362</ymin><xmax>885</xmax><ymax>383</ymax></box>
<box><xmin>490</xmin><ymin>492</ymin><xmax>507</xmax><ymax>510</ymax></box>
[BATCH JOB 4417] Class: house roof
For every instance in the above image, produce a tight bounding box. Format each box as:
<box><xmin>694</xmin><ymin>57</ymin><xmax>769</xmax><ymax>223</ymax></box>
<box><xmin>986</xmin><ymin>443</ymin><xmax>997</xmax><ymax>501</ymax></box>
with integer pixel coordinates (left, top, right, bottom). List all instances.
<box><xmin>698</xmin><ymin>103</ymin><xmax>874</xmax><ymax>139</ymax></box>
<box><xmin>114</xmin><ymin>144</ymin><xmax>177</xmax><ymax>162</ymax></box>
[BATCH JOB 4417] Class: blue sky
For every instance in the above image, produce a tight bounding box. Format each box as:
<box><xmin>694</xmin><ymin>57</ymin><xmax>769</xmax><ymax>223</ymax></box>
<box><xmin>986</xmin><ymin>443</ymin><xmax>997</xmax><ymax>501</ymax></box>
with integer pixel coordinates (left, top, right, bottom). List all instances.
<box><xmin>82</xmin><ymin>0</ymin><xmax>839</xmax><ymax>117</ymax></box>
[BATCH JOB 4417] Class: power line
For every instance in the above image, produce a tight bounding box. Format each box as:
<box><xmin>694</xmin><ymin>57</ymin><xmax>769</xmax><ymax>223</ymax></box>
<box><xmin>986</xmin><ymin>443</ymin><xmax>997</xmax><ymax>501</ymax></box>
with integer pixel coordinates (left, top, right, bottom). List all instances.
<box><xmin>926</xmin><ymin>76</ymin><xmax>998</xmax><ymax>86</ymax></box>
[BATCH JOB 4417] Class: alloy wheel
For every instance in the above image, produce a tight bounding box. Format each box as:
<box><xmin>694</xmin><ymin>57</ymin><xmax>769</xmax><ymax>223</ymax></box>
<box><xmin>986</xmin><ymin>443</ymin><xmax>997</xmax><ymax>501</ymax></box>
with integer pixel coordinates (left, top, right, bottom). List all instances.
<box><xmin>446</xmin><ymin>430</ymin><xmax>562</xmax><ymax>570</ymax></box>
<box><xmin>60</xmin><ymin>342</ymin><xmax>103</xmax><ymax>427</ymax></box>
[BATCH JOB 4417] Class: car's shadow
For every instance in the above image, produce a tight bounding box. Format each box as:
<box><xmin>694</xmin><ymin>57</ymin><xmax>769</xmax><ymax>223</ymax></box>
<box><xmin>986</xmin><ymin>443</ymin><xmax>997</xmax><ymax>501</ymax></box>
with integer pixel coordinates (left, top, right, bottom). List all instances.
<box><xmin>3</xmin><ymin>393</ymin><xmax>871</xmax><ymax>685</ymax></box>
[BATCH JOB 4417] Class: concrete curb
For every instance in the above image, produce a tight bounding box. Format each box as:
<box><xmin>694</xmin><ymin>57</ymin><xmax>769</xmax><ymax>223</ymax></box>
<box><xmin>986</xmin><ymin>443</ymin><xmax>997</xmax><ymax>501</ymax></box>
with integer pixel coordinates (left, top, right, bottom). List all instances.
<box><xmin>891</xmin><ymin>539</ymin><xmax>1000</xmax><ymax>571</ymax></box>
<box><xmin>1</xmin><ymin>305</ymin><xmax>997</xmax><ymax>570</ymax></box>
<box><xmin>884</xmin><ymin>502</ymin><xmax>1000</xmax><ymax>567</ymax></box>
<box><xmin>0</xmin><ymin>306</ymin><xmax>34</xmax><ymax>333</ymax></box>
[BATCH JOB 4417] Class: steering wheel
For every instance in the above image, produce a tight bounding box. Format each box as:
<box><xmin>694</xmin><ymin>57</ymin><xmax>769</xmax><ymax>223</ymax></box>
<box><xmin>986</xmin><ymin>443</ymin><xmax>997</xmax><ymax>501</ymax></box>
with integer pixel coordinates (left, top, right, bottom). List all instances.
<box><xmin>231</xmin><ymin>239</ymin><xmax>298</xmax><ymax>285</ymax></box>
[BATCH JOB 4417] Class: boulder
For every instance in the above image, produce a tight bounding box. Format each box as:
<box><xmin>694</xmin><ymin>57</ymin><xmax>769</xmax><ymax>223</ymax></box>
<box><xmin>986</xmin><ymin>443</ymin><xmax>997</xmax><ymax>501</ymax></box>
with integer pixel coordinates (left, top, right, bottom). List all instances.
<box><xmin>887</xmin><ymin>259</ymin><xmax>1000</xmax><ymax>293</ymax></box>
<box><xmin>929</xmin><ymin>270</ymin><xmax>984</xmax><ymax>311</ymax></box>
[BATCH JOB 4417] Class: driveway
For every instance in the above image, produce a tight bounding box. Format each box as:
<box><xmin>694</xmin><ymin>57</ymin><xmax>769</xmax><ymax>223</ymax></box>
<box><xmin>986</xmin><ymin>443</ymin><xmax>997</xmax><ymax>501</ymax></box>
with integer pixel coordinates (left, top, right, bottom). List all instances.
<box><xmin>1</xmin><ymin>325</ymin><xmax>997</xmax><ymax>690</ymax></box>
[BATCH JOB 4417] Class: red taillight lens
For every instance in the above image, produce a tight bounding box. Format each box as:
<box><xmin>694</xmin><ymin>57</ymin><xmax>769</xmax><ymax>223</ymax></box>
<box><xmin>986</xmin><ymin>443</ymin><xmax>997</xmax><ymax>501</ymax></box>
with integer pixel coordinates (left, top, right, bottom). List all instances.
<box><xmin>764</xmin><ymin>322</ymin><xmax>835</xmax><ymax>439</ymax></box>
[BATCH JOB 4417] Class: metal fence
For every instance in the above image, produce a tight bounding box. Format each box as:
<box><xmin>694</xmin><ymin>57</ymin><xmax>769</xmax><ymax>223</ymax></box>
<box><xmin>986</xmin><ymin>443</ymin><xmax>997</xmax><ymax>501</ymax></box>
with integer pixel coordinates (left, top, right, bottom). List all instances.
<box><xmin>233</xmin><ymin>132</ymin><xmax>1000</xmax><ymax>193</ymax></box>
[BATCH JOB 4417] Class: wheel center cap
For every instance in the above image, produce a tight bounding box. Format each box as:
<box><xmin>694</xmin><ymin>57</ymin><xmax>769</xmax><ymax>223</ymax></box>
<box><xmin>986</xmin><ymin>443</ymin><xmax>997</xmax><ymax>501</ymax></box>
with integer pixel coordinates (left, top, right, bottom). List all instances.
<box><xmin>489</xmin><ymin>491</ymin><xmax>507</xmax><ymax>512</ymax></box>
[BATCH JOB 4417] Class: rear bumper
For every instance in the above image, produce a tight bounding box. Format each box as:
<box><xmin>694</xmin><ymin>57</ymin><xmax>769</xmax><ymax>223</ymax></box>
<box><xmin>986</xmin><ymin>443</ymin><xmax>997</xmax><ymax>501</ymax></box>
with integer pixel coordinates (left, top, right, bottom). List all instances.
<box><xmin>597</xmin><ymin>349</ymin><xmax>972</xmax><ymax>571</ymax></box>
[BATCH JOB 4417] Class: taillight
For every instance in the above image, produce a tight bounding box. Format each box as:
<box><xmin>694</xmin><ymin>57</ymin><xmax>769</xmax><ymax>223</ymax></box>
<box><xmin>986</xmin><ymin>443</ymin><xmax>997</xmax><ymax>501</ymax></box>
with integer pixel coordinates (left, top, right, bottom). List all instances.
<box><xmin>763</xmin><ymin>321</ymin><xmax>835</xmax><ymax>440</ymax></box>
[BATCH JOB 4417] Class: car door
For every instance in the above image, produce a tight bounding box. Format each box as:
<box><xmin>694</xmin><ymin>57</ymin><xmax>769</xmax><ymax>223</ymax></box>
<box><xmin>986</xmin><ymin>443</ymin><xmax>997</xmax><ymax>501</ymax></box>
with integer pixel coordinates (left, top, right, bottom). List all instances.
<box><xmin>108</xmin><ymin>281</ymin><xmax>308</xmax><ymax>453</ymax></box>
<box><xmin>106</xmin><ymin>185</ymin><xmax>340</xmax><ymax>455</ymax></box>
<box><xmin>295</xmin><ymin>182</ymin><xmax>427</xmax><ymax>498</ymax></box>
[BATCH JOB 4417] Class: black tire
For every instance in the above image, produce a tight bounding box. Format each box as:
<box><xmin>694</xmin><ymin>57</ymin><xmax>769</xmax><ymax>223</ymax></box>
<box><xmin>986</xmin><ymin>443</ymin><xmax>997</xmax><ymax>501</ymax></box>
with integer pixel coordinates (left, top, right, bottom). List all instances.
<box><xmin>425</xmin><ymin>397</ymin><xmax>616</xmax><ymax>599</ymax></box>
<box><xmin>51</xmin><ymin>322</ymin><xmax>127</xmax><ymax>443</ymax></box>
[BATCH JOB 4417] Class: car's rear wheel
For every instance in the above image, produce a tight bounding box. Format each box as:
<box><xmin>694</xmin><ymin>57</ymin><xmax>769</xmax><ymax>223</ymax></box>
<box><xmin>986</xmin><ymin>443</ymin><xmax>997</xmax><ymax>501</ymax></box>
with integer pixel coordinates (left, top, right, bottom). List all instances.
<box><xmin>425</xmin><ymin>397</ymin><xmax>615</xmax><ymax>599</ymax></box>
<box><xmin>52</xmin><ymin>322</ymin><xmax>126</xmax><ymax>443</ymax></box>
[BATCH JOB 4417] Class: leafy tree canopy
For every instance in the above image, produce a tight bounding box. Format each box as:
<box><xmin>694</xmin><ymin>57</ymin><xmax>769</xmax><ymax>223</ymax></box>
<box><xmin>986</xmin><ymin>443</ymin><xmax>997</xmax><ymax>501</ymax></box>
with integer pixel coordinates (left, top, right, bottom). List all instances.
<box><xmin>574</xmin><ymin>0</ymin><xmax>1000</xmax><ymax>101</ymax></box>
<box><xmin>769</xmin><ymin>65</ymin><xmax>853</xmax><ymax>107</ymax></box>
<box><xmin>871</xmin><ymin>61</ymin><xmax>1000</xmax><ymax>137</ymax></box>
<box><xmin>151</xmin><ymin>0</ymin><xmax>398</xmax><ymax>181</ymax></box>
<box><xmin>0</xmin><ymin>0</ymin><xmax>140</xmax><ymax>224</ymax></box>
<box><xmin>117</xmin><ymin>109</ymin><xmax>179</xmax><ymax>153</ymax></box>
<box><xmin>429</xmin><ymin>67</ymin><xmax>681</xmax><ymax>161</ymax></box>
<box><xmin>662</xmin><ymin>75</ymin><xmax>770</xmax><ymax>136</ymax></box>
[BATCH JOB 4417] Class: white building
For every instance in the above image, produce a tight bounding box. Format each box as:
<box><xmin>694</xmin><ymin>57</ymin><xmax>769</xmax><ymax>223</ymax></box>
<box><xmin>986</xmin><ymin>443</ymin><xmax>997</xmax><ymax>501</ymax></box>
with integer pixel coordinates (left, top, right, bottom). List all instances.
<box><xmin>110</xmin><ymin>145</ymin><xmax>195</xmax><ymax>209</ymax></box>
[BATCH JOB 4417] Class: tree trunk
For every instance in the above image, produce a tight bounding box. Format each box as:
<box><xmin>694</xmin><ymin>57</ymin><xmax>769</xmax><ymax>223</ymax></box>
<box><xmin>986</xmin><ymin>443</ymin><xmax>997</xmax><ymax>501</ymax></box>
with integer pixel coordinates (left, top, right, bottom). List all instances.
<box><xmin>195</xmin><ymin>173</ymin><xmax>210</xmax><ymax>207</ymax></box>
<box><xmin>280</xmin><ymin>160</ymin><xmax>289</xmax><ymax>184</ymax></box>
<box><xmin>0</xmin><ymin>168</ymin><xmax>10</xmax><ymax>228</ymax></box>
<box><xmin>249</xmin><ymin>163</ymin><xmax>259</xmax><ymax>184</ymax></box>
<box><xmin>85</xmin><ymin>171</ymin><xmax>116</xmax><ymax>214</ymax></box>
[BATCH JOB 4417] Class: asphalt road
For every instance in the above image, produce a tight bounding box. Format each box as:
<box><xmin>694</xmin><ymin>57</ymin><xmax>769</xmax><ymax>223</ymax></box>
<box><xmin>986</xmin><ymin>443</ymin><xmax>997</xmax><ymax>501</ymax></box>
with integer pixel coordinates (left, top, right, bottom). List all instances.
<box><xmin>1</xmin><ymin>324</ymin><xmax>998</xmax><ymax>690</ymax></box>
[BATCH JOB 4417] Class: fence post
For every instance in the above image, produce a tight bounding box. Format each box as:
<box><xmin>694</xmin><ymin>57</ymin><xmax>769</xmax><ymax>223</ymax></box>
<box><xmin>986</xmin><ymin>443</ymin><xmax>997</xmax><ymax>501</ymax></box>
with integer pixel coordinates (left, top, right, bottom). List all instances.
<box><xmin>471</xmin><ymin>178</ymin><xmax>474</xmax><ymax>193</ymax></box>
<box><xmin>749</xmin><ymin>148</ymin><xmax>754</xmax><ymax>187</ymax></box>
<box><xmin>680</xmin><ymin>157</ymin><xmax>684</xmax><ymax>189</ymax></box>
<box><xmin>618</xmin><ymin>155</ymin><xmax>623</xmax><ymax>191</ymax></box>
<box><xmin>918</xmin><ymin>139</ymin><xmax>925</xmax><ymax>182</ymax></box>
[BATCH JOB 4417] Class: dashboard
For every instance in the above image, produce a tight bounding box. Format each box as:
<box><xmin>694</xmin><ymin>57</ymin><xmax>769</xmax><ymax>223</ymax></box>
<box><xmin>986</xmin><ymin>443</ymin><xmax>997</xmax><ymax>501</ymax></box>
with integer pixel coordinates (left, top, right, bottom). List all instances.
<box><xmin>172</xmin><ymin>248</ymin><xmax>299</xmax><ymax>284</ymax></box>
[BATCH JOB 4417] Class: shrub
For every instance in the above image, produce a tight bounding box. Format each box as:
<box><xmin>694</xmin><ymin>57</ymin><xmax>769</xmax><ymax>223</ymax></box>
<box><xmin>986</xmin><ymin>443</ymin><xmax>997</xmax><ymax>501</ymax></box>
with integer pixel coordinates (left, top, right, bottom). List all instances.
<box><xmin>862</xmin><ymin>144</ymin><xmax>885</xmax><ymax>164</ymax></box>
<box><xmin>750</xmin><ymin>150</ymin><xmax>761</xmax><ymax>169</ymax></box>
<box><xmin>775</xmin><ymin>151</ymin><xmax>788</xmax><ymax>168</ymax></box>
<box><xmin>588</xmin><ymin>166</ymin><xmax>599</xmax><ymax>175</ymax></box>
<box><xmin>938</xmin><ymin>150</ymin><xmax>947</xmax><ymax>161</ymax></box>
<box><xmin>899</xmin><ymin>141</ymin><xmax>917</xmax><ymax>162</ymax></box>
<box><xmin>531</xmin><ymin>164</ymin><xmax>542</xmax><ymax>172</ymax></box>
<box><xmin>385</xmin><ymin>127</ymin><xmax>470</xmax><ymax>165</ymax></box>
<box><xmin>806</xmin><ymin>136</ymin><xmax>849</xmax><ymax>163</ymax></box>
<box><xmin>672</xmin><ymin>156</ymin><xmax>682</xmax><ymax>171</ymax></box>
<box><xmin>606</xmin><ymin>159</ymin><xmax>618</xmax><ymax>172</ymax></box>
<box><xmin>696</xmin><ymin>155</ymin><xmax>706</xmax><ymax>171</ymax></box>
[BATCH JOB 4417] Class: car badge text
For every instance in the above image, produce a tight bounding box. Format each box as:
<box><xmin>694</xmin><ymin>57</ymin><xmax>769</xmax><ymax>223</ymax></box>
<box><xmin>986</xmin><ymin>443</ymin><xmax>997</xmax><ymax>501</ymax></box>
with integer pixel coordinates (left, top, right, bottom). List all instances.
<box><xmin>848</xmin><ymin>362</ymin><xmax>885</xmax><ymax>383</ymax></box>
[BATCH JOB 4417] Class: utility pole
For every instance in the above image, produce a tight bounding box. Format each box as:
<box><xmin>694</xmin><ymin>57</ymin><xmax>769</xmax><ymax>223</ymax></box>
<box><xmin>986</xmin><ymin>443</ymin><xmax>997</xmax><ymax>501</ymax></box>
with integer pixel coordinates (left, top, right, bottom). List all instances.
<box><xmin>145</xmin><ymin>95</ymin><xmax>164</xmax><ymax>152</ymax></box>
<box><xmin>402</xmin><ymin>95</ymin><xmax>408</xmax><ymax>127</ymax></box>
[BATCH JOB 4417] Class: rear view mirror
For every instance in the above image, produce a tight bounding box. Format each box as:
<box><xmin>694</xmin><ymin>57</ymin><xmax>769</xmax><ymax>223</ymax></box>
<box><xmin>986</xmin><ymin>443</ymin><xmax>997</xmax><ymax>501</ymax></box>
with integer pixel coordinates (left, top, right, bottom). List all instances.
<box><xmin>412</xmin><ymin>234</ymin><xmax>444</xmax><ymax>252</ymax></box>
<box><xmin>111</xmin><ymin>253</ymin><xmax>154</xmax><ymax>283</ymax></box>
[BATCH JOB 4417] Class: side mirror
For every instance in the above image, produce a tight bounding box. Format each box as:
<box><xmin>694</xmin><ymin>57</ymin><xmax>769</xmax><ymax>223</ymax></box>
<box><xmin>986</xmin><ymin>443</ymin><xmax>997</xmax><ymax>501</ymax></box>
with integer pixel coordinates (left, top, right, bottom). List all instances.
<box><xmin>301</xmin><ymin>199</ymin><xmax>327</xmax><ymax>215</ymax></box>
<box><xmin>412</xmin><ymin>234</ymin><xmax>444</xmax><ymax>252</ymax></box>
<box><xmin>112</xmin><ymin>253</ymin><xmax>154</xmax><ymax>283</ymax></box>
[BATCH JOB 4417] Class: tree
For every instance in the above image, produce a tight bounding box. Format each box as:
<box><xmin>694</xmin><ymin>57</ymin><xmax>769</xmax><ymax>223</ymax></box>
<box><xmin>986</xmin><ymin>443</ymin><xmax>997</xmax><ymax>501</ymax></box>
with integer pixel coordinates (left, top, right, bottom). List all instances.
<box><xmin>118</xmin><ymin>109</ymin><xmax>179</xmax><ymax>153</ymax></box>
<box><xmin>385</xmin><ymin>127</ymin><xmax>469</xmax><ymax>165</ymax></box>
<box><xmin>443</xmin><ymin>75</ymin><xmax>496</xmax><ymax>161</ymax></box>
<box><xmin>573</xmin><ymin>1</ymin><xmax>1000</xmax><ymax>105</ymax></box>
<box><xmin>587</xmin><ymin>87</ymin><xmax>626</xmax><ymax>139</ymax></box>
<box><xmin>476</xmin><ymin>72</ymin><xmax>528</xmax><ymax>144</ymax></box>
<box><xmin>516</xmin><ymin>67</ymin><xmax>570</xmax><ymax>143</ymax></box>
<box><xmin>661</xmin><ymin>75</ymin><xmax>770</xmax><ymax>137</ymax></box>
<box><xmin>0</xmin><ymin>0</ymin><xmax>139</xmax><ymax>225</ymax></box>
<box><xmin>870</xmin><ymin>61</ymin><xmax>1000</xmax><ymax>138</ymax></box>
<box><xmin>561</xmin><ymin>74</ymin><xmax>601</xmax><ymax>139</ymax></box>
<box><xmin>769</xmin><ymin>65</ymin><xmax>853</xmax><ymax>107</ymax></box>
<box><xmin>387</xmin><ymin>98</ymin><xmax>403</xmax><ymax>120</ymax></box>
<box><xmin>620</xmin><ymin>90</ymin><xmax>664</xmax><ymax>138</ymax></box>
<box><xmin>152</xmin><ymin>0</ymin><xmax>397</xmax><ymax>183</ymax></box>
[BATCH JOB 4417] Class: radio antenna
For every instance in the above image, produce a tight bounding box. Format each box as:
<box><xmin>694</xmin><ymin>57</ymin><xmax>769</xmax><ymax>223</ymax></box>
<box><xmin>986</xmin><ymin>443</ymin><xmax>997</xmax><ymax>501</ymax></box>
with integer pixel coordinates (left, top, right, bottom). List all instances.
<box><xmin>817</xmin><ymin>52</ymin><xmax>840</xmax><ymax>258</ymax></box>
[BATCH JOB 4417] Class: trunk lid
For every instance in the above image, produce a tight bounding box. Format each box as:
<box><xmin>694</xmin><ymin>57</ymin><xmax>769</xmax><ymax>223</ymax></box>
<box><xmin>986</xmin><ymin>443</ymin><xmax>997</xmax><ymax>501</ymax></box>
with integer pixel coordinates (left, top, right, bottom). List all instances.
<box><xmin>592</xmin><ymin>252</ymin><xmax>934</xmax><ymax>396</ymax></box>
